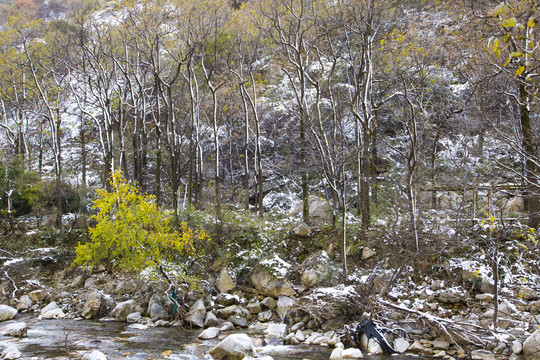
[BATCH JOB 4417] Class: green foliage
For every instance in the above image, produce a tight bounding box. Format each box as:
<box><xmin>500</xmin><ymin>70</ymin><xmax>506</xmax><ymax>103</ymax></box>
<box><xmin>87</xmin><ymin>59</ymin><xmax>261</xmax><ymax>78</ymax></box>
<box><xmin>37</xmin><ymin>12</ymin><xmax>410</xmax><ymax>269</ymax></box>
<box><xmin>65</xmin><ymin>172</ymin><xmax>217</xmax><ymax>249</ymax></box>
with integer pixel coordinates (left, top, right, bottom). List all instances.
<box><xmin>73</xmin><ymin>172</ymin><xmax>209</xmax><ymax>286</ymax></box>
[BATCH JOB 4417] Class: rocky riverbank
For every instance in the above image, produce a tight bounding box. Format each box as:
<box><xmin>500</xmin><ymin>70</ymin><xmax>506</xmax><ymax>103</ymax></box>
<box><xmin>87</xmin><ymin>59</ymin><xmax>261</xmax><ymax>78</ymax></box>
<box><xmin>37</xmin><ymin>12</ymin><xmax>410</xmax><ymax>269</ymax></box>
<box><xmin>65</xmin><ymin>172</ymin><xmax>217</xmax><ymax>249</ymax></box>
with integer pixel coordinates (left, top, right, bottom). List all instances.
<box><xmin>1</xmin><ymin>246</ymin><xmax>540</xmax><ymax>360</ymax></box>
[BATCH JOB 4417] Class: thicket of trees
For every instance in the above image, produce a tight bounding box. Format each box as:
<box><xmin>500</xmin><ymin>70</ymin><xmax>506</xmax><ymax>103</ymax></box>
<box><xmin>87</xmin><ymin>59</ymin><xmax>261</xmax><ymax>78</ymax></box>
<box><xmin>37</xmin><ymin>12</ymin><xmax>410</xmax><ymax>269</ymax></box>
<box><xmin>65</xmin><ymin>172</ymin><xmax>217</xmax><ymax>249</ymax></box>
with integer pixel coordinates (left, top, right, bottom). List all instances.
<box><xmin>0</xmin><ymin>0</ymin><xmax>538</xmax><ymax>244</ymax></box>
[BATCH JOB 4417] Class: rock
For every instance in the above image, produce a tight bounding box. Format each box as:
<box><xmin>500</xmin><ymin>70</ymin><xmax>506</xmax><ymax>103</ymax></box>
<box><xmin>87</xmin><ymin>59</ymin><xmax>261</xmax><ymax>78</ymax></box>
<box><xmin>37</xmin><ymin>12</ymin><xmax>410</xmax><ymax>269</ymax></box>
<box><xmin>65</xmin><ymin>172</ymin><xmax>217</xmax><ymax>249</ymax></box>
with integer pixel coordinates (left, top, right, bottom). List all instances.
<box><xmin>204</xmin><ymin>311</ymin><xmax>221</xmax><ymax>327</ymax></box>
<box><xmin>276</xmin><ymin>296</ymin><xmax>296</xmax><ymax>318</ymax></box>
<box><xmin>228</xmin><ymin>315</ymin><xmax>248</xmax><ymax>327</ymax></box>
<box><xmin>291</xmin><ymin>195</ymin><xmax>332</xmax><ymax>223</ymax></box>
<box><xmin>81</xmin><ymin>292</ymin><xmax>103</xmax><ymax>319</ymax></box>
<box><xmin>471</xmin><ymin>349</ymin><xmax>496</xmax><ymax>360</ymax></box>
<box><xmin>289</xmin><ymin>321</ymin><xmax>304</xmax><ymax>332</ymax></box>
<box><xmin>111</xmin><ymin>300</ymin><xmax>135</xmax><ymax>322</ymax></box>
<box><xmin>216</xmin><ymin>293</ymin><xmax>240</xmax><ymax>306</ymax></box>
<box><xmin>198</xmin><ymin>327</ymin><xmax>220</xmax><ymax>340</ymax></box>
<box><xmin>208</xmin><ymin>333</ymin><xmax>257</xmax><ymax>360</ymax></box>
<box><xmin>462</xmin><ymin>270</ymin><xmax>479</xmax><ymax>282</ymax></box>
<box><xmin>361</xmin><ymin>247</ymin><xmax>376</xmax><ymax>260</ymax></box>
<box><xmin>393</xmin><ymin>338</ymin><xmax>410</xmax><ymax>353</ymax></box>
<box><xmin>70</xmin><ymin>275</ymin><xmax>86</xmax><ymax>288</ymax></box>
<box><xmin>219</xmin><ymin>321</ymin><xmax>234</xmax><ymax>332</ymax></box>
<box><xmin>476</xmin><ymin>293</ymin><xmax>493</xmax><ymax>302</ymax></box>
<box><xmin>512</xmin><ymin>340</ymin><xmax>523</xmax><ymax>354</ymax></box>
<box><xmin>523</xmin><ymin>330</ymin><xmax>540</xmax><ymax>360</ymax></box>
<box><xmin>247</xmin><ymin>302</ymin><xmax>261</xmax><ymax>314</ymax></box>
<box><xmin>81</xmin><ymin>350</ymin><xmax>108</xmax><ymax>360</ymax></box>
<box><xmin>41</xmin><ymin>301</ymin><xmax>65</xmax><ymax>319</ymax></box>
<box><xmin>330</xmin><ymin>348</ymin><xmax>343</xmax><ymax>360</ymax></box>
<box><xmin>0</xmin><ymin>322</ymin><xmax>27</xmax><ymax>337</ymax></box>
<box><xmin>342</xmin><ymin>348</ymin><xmax>364</xmax><ymax>359</ymax></box>
<box><xmin>264</xmin><ymin>323</ymin><xmax>287</xmax><ymax>344</ymax></box>
<box><xmin>16</xmin><ymin>295</ymin><xmax>32</xmax><ymax>312</ymax></box>
<box><xmin>148</xmin><ymin>303</ymin><xmax>168</xmax><ymax>320</ymax></box>
<box><xmin>258</xmin><ymin>310</ymin><xmax>273</xmax><ymax>322</ymax></box>
<box><xmin>518</xmin><ymin>286</ymin><xmax>539</xmax><ymax>300</ymax></box>
<box><xmin>218</xmin><ymin>305</ymin><xmax>251</xmax><ymax>320</ymax></box>
<box><xmin>115</xmin><ymin>279</ymin><xmax>138</xmax><ymax>295</ymax></box>
<box><xmin>216</xmin><ymin>268</ymin><xmax>235</xmax><ymax>293</ymax></box>
<box><xmin>408</xmin><ymin>340</ymin><xmax>425</xmax><ymax>353</ymax></box>
<box><xmin>293</xmin><ymin>223</ymin><xmax>311</xmax><ymax>237</ymax></box>
<box><xmin>250</xmin><ymin>271</ymin><xmax>295</xmax><ymax>298</ymax></box>
<box><xmin>0</xmin><ymin>305</ymin><xmax>17</xmax><ymax>321</ymax></box>
<box><xmin>1</xmin><ymin>346</ymin><xmax>21</xmax><ymax>360</ymax></box>
<box><xmin>299</xmin><ymin>251</ymin><xmax>338</xmax><ymax>287</ymax></box>
<box><xmin>185</xmin><ymin>299</ymin><xmax>206</xmax><ymax>328</ymax></box>
<box><xmin>437</xmin><ymin>291</ymin><xmax>465</xmax><ymax>304</ymax></box>
<box><xmin>366</xmin><ymin>338</ymin><xmax>383</xmax><ymax>355</ymax></box>
<box><xmin>433</xmin><ymin>339</ymin><xmax>450</xmax><ymax>349</ymax></box>
<box><xmin>126</xmin><ymin>312</ymin><xmax>141</xmax><ymax>323</ymax></box>
<box><xmin>28</xmin><ymin>289</ymin><xmax>48</xmax><ymax>302</ymax></box>
<box><xmin>505</xmin><ymin>196</ymin><xmax>524</xmax><ymax>212</ymax></box>
<box><xmin>322</xmin><ymin>317</ymin><xmax>346</xmax><ymax>331</ymax></box>
<box><xmin>481</xmin><ymin>277</ymin><xmax>495</xmax><ymax>294</ymax></box>
<box><xmin>260</xmin><ymin>297</ymin><xmax>277</xmax><ymax>310</ymax></box>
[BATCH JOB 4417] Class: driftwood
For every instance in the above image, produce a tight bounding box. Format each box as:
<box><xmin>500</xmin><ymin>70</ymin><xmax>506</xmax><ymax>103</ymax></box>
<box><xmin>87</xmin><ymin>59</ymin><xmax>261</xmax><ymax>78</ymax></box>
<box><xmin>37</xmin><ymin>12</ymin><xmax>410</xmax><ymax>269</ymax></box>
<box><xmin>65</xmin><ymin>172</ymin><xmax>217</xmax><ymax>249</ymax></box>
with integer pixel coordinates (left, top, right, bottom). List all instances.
<box><xmin>379</xmin><ymin>300</ymin><xmax>490</xmax><ymax>348</ymax></box>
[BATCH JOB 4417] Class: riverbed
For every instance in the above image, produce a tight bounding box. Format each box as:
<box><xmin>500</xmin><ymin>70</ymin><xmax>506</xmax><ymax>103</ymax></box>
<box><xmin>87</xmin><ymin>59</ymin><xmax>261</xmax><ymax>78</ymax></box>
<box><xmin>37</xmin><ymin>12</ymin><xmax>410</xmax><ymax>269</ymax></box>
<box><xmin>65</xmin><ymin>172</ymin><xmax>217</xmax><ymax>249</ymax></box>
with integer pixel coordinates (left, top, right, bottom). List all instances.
<box><xmin>1</xmin><ymin>315</ymin><xmax>433</xmax><ymax>360</ymax></box>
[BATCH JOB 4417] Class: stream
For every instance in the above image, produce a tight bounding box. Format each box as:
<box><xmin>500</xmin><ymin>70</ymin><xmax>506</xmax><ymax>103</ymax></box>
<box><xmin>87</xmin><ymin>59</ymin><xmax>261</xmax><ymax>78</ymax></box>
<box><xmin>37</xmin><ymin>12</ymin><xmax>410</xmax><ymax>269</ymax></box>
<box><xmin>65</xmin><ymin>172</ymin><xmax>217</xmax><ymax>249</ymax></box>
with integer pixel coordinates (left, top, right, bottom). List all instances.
<box><xmin>1</xmin><ymin>315</ymin><xmax>433</xmax><ymax>360</ymax></box>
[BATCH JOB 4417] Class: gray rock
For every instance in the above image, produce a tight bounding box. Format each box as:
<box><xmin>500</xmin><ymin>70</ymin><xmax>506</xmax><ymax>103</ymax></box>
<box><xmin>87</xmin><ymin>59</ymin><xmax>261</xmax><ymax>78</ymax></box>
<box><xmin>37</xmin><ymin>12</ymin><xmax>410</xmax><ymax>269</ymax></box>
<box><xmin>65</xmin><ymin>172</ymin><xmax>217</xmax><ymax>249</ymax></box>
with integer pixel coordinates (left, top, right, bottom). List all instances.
<box><xmin>204</xmin><ymin>311</ymin><xmax>221</xmax><ymax>327</ymax></box>
<box><xmin>70</xmin><ymin>275</ymin><xmax>86</xmax><ymax>288</ymax></box>
<box><xmin>216</xmin><ymin>293</ymin><xmax>240</xmax><ymax>306</ymax></box>
<box><xmin>228</xmin><ymin>315</ymin><xmax>248</xmax><ymax>327</ymax></box>
<box><xmin>185</xmin><ymin>299</ymin><xmax>206</xmax><ymax>328</ymax></box>
<box><xmin>126</xmin><ymin>312</ymin><xmax>141</xmax><ymax>323</ymax></box>
<box><xmin>217</xmin><ymin>305</ymin><xmax>251</xmax><ymax>320</ymax></box>
<box><xmin>111</xmin><ymin>300</ymin><xmax>135</xmax><ymax>322</ymax></box>
<box><xmin>81</xmin><ymin>350</ymin><xmax>108</xmax><ymax>360</ymax></box>
<box><xmin>523</xmin><ymin>329</ymin><xmax>540</xmax><ymax>360</ymax></box>
<box><xmin>1</xmin><ymin>346</ymin><xmax>21</xmax><ymax>360</ymax></box>
<box><xmin>148</xmin><ymin>303</ymin><xmax>168</xmax><ymax>320</ymax></box>
<box><xmin>264</xmin><ymin>323</ymin><xmax>287</xmax><ymax>344</ymax></box>
<box><xmin>291</xmin><ymin>195</ymin><xmax>332</xmax><ymax>223</ymax></box>
<box><xmin>28</xmin><ymin>289</ymin><xmax>48</xmax><ymax>302</ymax></box>
<box><xmin>16</xmin><ymin>295</ymin><xmax>32</xmax><ymax>312</ymax></box>
<box><xmin>330</xmin><ymin>347</ymin><xmax>343</xmax><ymax>360</ymax></box>
<box><xmin>471</xmin><ymin>349</ymin><xmax>496</xmax><ymax>360</ymax></box>
<box><xmin>481</xmin><ymin>277</ymin><xmax>495</xmax><ymax>294</ymax></box>
<box><xmin>361</xmin><ymin>247</ymin><xmax>376</xmax><ymax>260</ymax></box>
<box><xmin>299</xmin><ymin>251</ymin><xmax>338</xmax><ymax>287</ymax></box>
<box><xmin>293</xmin><ymin>223</ymin><xmax>311</xmax><ymax>237</ymax></box>
<box><xmin>518</xmin><ymin>286</ymin><xmax>538</xmax><ymax>300</ymax></box>
<box><xmin>0</xmin><ymin>322</ymin><xmax>27</xmax><ymax>337</ymax></box>
<box><xmin>115</xmin><ymin>279</ymin><xmax>138</xmax><ymax>295</ymax></box>
<box><xmin>84</xmin><ymin>277</ymin><xmax>98</xmax><ymax>288</ymax></box>
<box><xmin>276</xmin><ymin>296</ymin><xmax>296</xmax><ymax>318</ymax></box>
<box><xmin>260</xmin><ymin>297</ymin><xmax>277</xmax><ymax>310</ymax></box>
<box><xmin>216</xmin><ymin>269</ymin><xmax>235</xmax><ymax>293</ymax></box>
<box><xmin>198</xmin><ymin>327</ymin><xmax>220</xmax><ymax>339</ymax></box>
<box><xmin>81</xmin><ymin>292</ymin><xmax>102</xmax><ymax>319</ymax></box>
<box><xmin>219</xmin><ymin>321</ymin><xmax>234</xmax><ymax>331</ymax></box>
<box><xmin>250</xmin><ymin>271</ymin><xmax>295</xmax><ymax>298</ymax></box>
<box><xmin>0</xmin><ymin>305</ymin><xmax>17</xmax><ymax>321</ymax></box>
<box><xmin>208</xmin><ymin>333</ymin><xmax>256</xmax><ymax>360</ymax></box>
<box><xmin>289</xmin><ymin>321</ymin><xmax>305</xmax><ymax>332</ymax></box>
<box><xmin>512</xmin><ymin>340</ymin><xmax>523</xmax><ymax>354</ymax></box>
<box><xmin>258</xmin><ymin>310</ymin><xmax>273</xmax><ymax>322</ymax></box>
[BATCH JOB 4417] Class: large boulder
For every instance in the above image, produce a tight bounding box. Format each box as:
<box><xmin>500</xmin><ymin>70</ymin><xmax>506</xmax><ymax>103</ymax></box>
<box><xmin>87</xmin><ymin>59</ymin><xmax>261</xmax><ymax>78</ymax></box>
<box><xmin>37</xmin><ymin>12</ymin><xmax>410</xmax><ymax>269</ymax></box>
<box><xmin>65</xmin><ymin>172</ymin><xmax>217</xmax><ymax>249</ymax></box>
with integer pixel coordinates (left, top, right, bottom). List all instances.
<box><xmin>111</xmin><ymin>300</ymin><xmax>135</xmax><ymax>322</ymax></box>
<box><xmin>250</xmin><ymin>271</ymin><xmax>295</xmax><ymax>298</ymax></box>
<box><xmin>216</xmin><ymin>268</ymin><xmax>235</xmax><ymax>293</ymax></box>
<box><xmin>16</xmin><ymin>295</ymin><xmax>32</xmax><ymax>312</ymax></box>
<box><xmin>523</xmin><ymin>330</ymin><xmax>540</xmax><ymax>360</ymax></box>
<box><xmin>276</xmin><ymin>296</ymin><xmax>296</xmax><ymax>318</ymax></box>
<box><xmin>81</xmin><ymin>292</ymin><xmax>114</xmax><ymax>320</ymax></box>
<box><xmin>264</xmin><ymin>323</ymin><xmax>287</xmax><ymax>344</ymax></box>
<box><xmin>0</xmin><ymin>322</ymin><xmax>27</xmax><ymax>337</ymax></box>
<box><xmin>1</xmin><ymin>346</ymin><xmax>21</xmax><ymax>360</ymax></box>
<box><xmin>299</xmin><ymin>250</ymin><xmax>338</xmax><ymax>287</ymax></box>
<box><xmin>115</xmin><ymin>279</ymin><xmax>138</xmax><ymax>295</ymax></box>
<box><xmin>28</xmin><ymin>289</ymin><xmax>48</xmax><ymax>302</ymax></box>
<box><xmin>505</xmin><ymin>196</ymin><xmax>524</xmax><ymax>212</ymax></box>
<box><xmin>0</xmin><ymin>305</ymin><xmax>17</xmax><ymax>321</ymax></box>
<box><xmin>41</xmin><ymin>301</ymin><xmax>65</xmax><ymax>319</ymax></box>
<box><xmin>291</xmin><ymin>195</ymin><xmax>332</xmax><ymax>223</ymax></box>
<box><xmin>208</xmin><ymin>333</ymin><xmax>257</xmax><ymax>360</ymax></box>
<box><xmin>293</xmin><ymin>223</ymin><xmax>311</xmax><ymax>237</ymax></box>
<box><xmin>185</xmin><ymin>299</ymin><xmax>206</xmax><ymax>328</ymax></box>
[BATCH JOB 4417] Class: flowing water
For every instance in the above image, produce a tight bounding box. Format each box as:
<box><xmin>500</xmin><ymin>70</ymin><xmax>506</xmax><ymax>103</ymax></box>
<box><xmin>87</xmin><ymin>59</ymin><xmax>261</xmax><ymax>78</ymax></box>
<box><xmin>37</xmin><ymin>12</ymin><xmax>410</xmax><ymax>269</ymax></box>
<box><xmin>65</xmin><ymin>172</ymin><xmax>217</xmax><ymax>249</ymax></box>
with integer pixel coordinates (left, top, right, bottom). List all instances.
<box><xmin>1</xmin><ymin>316</ymin><xmax>433</xmax><ymax>360</ymax></box>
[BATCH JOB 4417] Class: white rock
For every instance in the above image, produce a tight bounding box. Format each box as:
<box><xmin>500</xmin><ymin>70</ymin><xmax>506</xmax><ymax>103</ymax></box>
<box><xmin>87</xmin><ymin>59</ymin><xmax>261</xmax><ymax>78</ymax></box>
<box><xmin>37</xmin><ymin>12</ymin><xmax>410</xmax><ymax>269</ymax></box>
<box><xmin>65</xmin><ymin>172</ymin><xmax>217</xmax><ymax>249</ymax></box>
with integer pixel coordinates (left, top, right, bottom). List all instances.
<box><xmin>0</xmin><ymin>305</ymin><xmax>17</xmax><ymax>321</ymax></box>
<box><xmin>330</xmin><ymin>347</ymin><xmax>343</xmax><ymax>360</ymax></box>
<box><xmin>276</xmin><ymin>296</ymin><xmax>296</xmax><ymax>318</ymax></box>
<box><xmin>81</xmin><ymin>350</ymin><xmax>108</xmax><ymax>360</ymax></box>
<box><xmin>366</xmin><ymin>338</ymin><xmax>383</xmax><ymax>355</ymax></box>
<box><xmin>293</xmin><ymin>223</ymin><xmax>311</xmax><ymax>237</ymax></box>
<box><xmin>127</xmin><ymin>323</ymin><xmax>148</xmax><ymax>330</ymax></box>
<box><xmin>393</xmin><ymin>338</ymin><xmax>410</xmax><ymax>353</ymax></box>
<box><xmin>16</xmin><ymin>295</ymin><xmax>32</xmax><ymax>311</ymax></box>
<box><xmin>208</xmin><ymin>333</ymin><xmax>256</xmax><ymax>360</ymax></box>
<box><xmin>198</xmin><ymin>327</ymin><xmax>220</xmax><ymax>340</ymax></box>
<box><xmin>523</xmin><ymin>330</ymin><xmax>540</xmax><ymax>360</ymax></box>
<box><xmin>408</xmin><ymin>340</ymin><xmax>425</xmax><ymax>353</ymax></box>
<box><xmin>512</xmin><ymin>340</ymin><xmax>523</xmax><ymax>354</ymax></box>
<box><xmin>471</xmin><ymin>349</ymin><xmax>496</xmax><ymax>360</ymax></box>
<box><xmin>1</xmin><ymin>346</ymin><xmax>21</xmax><ymax>360</ymax></box>
<box><xmin>0</xmin><ymin>322</ymin><xmax>27</xmax><ymax>337</ymax></box>
<box><xmin>111</xmin><ymin>300</ymin><xmax>135</xmax><ymax>322</ymax></box>
<box><xmin>126</xmin><ymin>312</ymin><xmax>141</xmax><ymax>323</ymax></box>
<box><xmin>342</xmin><ymin>347</ymin><xmax>364</xmax><ymax>358</ymax></box>
<box><xmin>264</xmin><ymin>323</ymin><xmax>287</xmax><ymax>343</ymax></box>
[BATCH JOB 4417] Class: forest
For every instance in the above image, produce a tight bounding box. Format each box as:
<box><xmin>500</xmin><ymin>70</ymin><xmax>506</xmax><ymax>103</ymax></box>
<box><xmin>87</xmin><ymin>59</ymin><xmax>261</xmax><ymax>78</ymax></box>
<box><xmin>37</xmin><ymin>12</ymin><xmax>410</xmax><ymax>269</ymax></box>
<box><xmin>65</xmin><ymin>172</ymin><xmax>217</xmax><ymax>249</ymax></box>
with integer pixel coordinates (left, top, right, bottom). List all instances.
<box><xmin>0</xmin><ymin>0</ymin><xmax>538</xmax><ymax>260</ymax></box>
